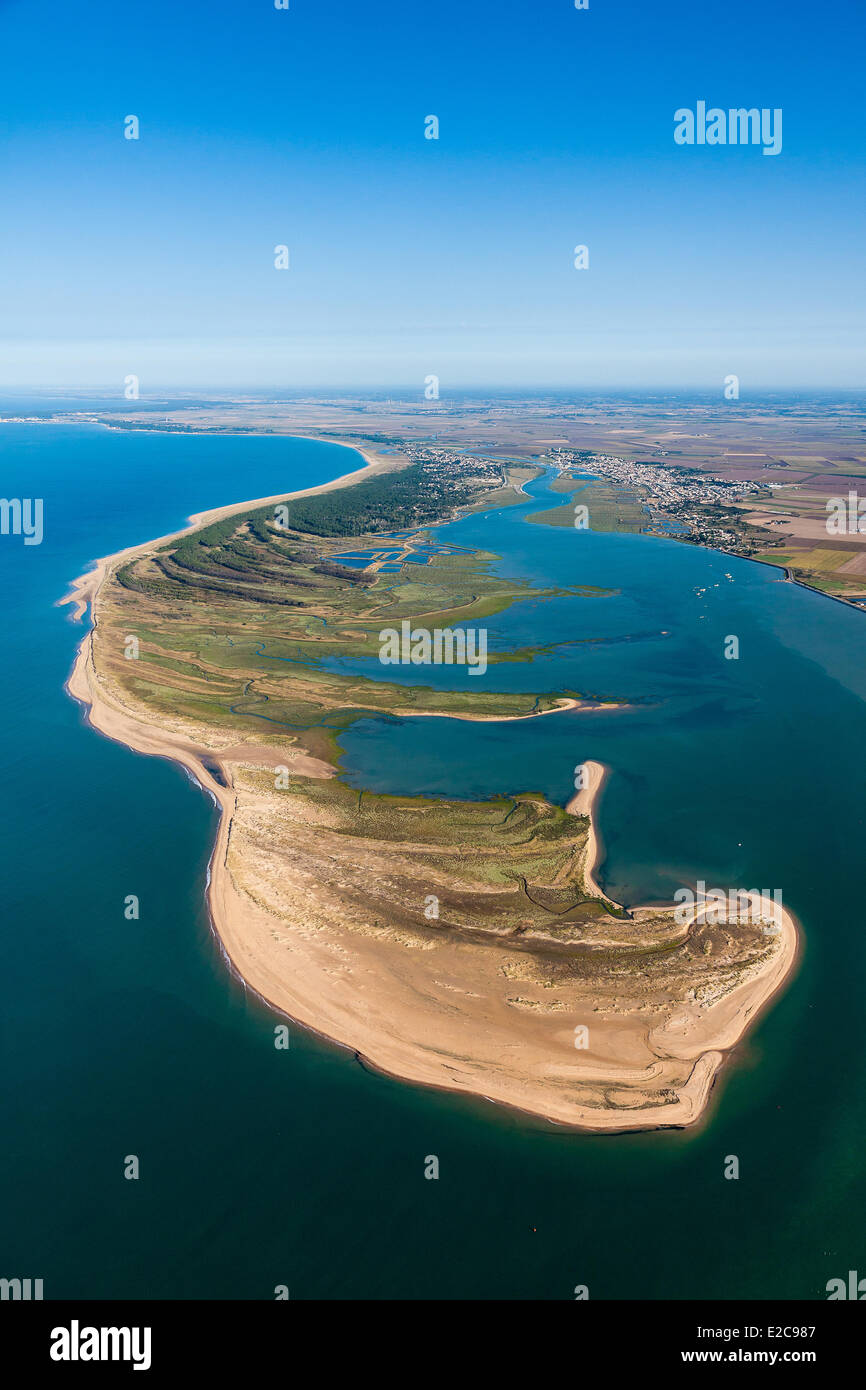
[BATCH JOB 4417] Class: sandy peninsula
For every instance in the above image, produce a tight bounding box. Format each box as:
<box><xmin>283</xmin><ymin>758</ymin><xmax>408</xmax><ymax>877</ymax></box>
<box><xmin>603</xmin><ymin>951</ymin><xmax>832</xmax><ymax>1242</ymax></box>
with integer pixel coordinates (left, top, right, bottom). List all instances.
<box><xmin>62</xmin><ymin>454</ymin><xmax>800</xmax><ymax>1134</ymax></box>
<box><xmin>61</xmin><ymin>438</ymin><xmax>397</xmax><ymax>621</ymax></box>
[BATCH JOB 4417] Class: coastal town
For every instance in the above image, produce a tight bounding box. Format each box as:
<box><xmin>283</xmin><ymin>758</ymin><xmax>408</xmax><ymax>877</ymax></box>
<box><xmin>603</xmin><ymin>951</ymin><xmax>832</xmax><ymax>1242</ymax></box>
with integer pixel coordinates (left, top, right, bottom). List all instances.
<box><xmin>547</xmin><ymin>446</ymin><xmax>777</xmax><ymax>557</ymax></box>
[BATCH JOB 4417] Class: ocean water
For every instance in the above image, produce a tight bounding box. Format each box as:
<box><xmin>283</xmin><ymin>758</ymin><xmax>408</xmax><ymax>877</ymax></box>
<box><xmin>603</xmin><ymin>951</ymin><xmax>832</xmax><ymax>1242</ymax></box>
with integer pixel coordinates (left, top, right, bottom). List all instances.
<box><xmin>1</xmin><ymin>419</ymin><xmax>864</xmax><ymax>1300</ymax></box>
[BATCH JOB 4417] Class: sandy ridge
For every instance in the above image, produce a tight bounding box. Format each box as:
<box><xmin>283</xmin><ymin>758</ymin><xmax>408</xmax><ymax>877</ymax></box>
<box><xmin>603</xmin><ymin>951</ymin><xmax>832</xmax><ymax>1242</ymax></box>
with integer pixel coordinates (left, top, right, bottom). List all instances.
<box><xmin>566</xmin><ymin>759</ymin><xmax>610</xmax><ymax>898</ymax></box>
<box><xmin>59</xmin><ymin>438</ymin><xmax>395</xmax><ymax>621</ymax></box>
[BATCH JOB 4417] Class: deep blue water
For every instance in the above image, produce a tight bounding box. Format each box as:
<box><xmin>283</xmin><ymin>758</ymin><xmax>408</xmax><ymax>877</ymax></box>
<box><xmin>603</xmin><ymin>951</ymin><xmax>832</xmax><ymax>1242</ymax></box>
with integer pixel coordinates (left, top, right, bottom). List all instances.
<box><xmin>1</xmin><ymin>420</ymin><xmax>864</xmax><ymax>1300</ymax></box>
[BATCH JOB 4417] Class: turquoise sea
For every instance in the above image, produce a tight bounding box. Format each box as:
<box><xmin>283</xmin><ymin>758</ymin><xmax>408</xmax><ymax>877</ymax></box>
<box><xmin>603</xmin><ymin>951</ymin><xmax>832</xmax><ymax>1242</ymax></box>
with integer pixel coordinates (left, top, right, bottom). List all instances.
<box><xmin>1</xmin><ymin>416</ymin><xmax>864</xmax><ymax>1299</ymax></box>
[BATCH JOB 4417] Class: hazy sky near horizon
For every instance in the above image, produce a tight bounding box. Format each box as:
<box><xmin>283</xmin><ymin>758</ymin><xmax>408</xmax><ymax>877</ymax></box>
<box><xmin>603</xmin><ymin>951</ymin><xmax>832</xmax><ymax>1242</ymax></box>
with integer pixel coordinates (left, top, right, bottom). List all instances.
<box><xmin>1</xmin><ymin>0</ymin><xmax>864</xmax><ymax>392</ymax></box>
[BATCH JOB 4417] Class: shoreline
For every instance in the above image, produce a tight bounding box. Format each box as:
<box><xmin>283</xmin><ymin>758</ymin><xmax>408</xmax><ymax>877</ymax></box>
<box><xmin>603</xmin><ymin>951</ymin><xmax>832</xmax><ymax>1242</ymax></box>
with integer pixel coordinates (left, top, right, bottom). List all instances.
<box><xmin>61</xmin><ymin>444</ymin><xmax>802</xmax><ymax>1135</ymax></box>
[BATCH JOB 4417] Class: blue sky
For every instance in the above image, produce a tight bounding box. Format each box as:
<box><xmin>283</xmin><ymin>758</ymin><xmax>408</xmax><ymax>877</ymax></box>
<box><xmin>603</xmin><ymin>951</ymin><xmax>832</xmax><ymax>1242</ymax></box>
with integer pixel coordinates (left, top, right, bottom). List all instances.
<box><xmin>1</xmin><ymin>0</ymin><xmax>863</xmax><ymax>390</ymax></box>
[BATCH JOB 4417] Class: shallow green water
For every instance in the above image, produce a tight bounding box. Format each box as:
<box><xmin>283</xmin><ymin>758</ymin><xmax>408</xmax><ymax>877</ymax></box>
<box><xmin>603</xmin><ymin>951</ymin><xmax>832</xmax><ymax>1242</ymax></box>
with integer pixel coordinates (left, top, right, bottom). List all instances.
<box><xmin>1</xmin><ymin>421</ymin><xmax>863</xmax><ymax>1299</ymax></box>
